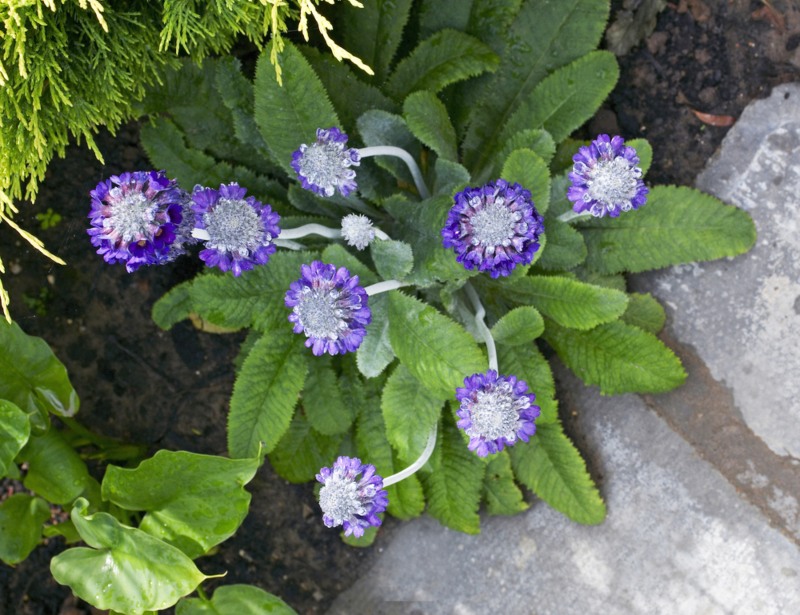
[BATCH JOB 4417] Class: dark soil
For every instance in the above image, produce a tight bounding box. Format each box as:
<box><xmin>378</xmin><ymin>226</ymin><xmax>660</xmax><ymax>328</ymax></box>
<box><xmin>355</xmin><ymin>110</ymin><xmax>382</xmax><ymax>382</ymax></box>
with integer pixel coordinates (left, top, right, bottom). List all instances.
<box><xmin>1</xmin><ymin>1</ymin><xmax>798</xmax><ymax>613</ymax></box>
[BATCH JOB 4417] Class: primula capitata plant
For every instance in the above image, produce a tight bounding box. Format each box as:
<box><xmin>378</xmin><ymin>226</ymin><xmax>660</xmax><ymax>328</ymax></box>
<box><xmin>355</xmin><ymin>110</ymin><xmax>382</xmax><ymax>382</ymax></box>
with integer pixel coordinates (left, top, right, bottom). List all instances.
<box><xmin>104</xmin><ymin>0</ymin><xmax>754</xmax><ymax>542</ymax></box>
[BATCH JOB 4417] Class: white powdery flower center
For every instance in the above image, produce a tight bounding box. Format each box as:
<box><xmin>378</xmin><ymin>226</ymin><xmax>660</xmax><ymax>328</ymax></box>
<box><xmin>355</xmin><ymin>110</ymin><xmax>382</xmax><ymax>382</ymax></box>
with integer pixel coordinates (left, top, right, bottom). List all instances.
<box><xmin>298</xmin><ymin>141</ymin><xmax>353</xmax><ymax>196</ymax></box>
<box><xmin>319</xmin><ymin>474</ymin><xmax>366</xmax><ymax>525</ymax></box>
<box><xmin>470</xmin><ymin>198</ymin><xmax>521</xmax><ymax>250</ymax></box>
<box><xmin>109</xmin><ymin>190</ymin><xmax>157</xmax><ymax>242</ymax></box>
<box><xmin>466</xmin><ymin>381</ymin><xmax>529</xmax><ymax>442</ymax></box>
<box><xmin>341</xmin><ymin>214</ymin><xmax>375</xmax><ymax>250</ymax></box>
<box><xmin>296</xmin><ymin>286</ymin><xmax>348</xmax><ymax>340</ymax></box>
<box><xmin>586</xmin><ymin>156</ymin><xmax>642</xmax><ymax>210</ymax></box>
<box><xmin>204</xmin><ymin>198</ymin><xmax>265</xmax><ymax>255</ymax></box>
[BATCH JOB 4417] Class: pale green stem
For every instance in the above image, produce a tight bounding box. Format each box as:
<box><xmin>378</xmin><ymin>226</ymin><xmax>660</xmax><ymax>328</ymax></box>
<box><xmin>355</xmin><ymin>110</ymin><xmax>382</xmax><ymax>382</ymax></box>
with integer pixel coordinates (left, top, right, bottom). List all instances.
<box><xmin>382</xmin><ymin>425</ymin><xmax>438</xmax><ymax>488</ymax></box>
<box><xmin>280</xmin><ymin>223</ymin><xmax>341</xmax><ymax>240</ymax></box>
<box><xmin>359</xmin><ymin>145</ymin><xmax>431</xmax><ymax>200</ymax></box>
<box><xmin>557</xmin><ymin>209</ymin><xmax>593</xmax><ymax>223</ymax></box>
<box><xmin>365</xmin><ymin>280</ymin><xmax>408</xmax><ymax>296</ymax></box>
<box><xmin>465</xmin><ymin>282</ymin><xmax>498</xmax><ymax>372</ymax></box>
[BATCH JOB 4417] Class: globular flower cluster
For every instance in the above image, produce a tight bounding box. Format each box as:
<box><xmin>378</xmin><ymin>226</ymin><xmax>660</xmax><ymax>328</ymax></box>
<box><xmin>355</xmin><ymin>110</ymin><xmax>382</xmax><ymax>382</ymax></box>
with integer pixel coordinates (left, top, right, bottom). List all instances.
<box><xmin>442</xmin><ymin>179</ymin><xmax>545</xmax><ymax>278</ymax></box>
<box><xmin>567</xmin><ymin>134</ymin><xmax>648</xmax><ymax>218</ymax></box>
<box><xmin>316</xmin><ymin>456</ymin><xmax>388</xmax><ymax>538</ymax></box>
<box><xmin>87</xmin><ymin>171</ymin><xmax>195</xmax><ymax>272</ymax></box>
<box><xmin>292</xmin><ymin>127</ymin><xmax>361</xmax><ymax>197</ymax></box>
<box><xmin>455</xmin><ymin>370</ymin><xmax>540</xmax><ymax>457</ymax></box>
<box><xmin>285</xmin><ymin>261</ymin><xmax>371</xmax><ymax>356</ymax></box>
<box><xmin>340</xmin><ymin>214</ymin><xmax>376</xmax><ymax>250</ymax></box>
<box><xmin>191</xmin><ymin>182</ymin><xmax>281</xmax><ymax>276</ymax></box>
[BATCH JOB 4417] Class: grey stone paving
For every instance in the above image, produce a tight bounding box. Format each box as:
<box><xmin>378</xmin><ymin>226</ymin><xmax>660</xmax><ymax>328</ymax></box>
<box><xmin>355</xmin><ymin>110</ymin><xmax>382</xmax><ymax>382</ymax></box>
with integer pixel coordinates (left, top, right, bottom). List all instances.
<box><xmin>327</xmin><ymin>83</ymin><xmax>800</xmax><ymax>614</ymax></box>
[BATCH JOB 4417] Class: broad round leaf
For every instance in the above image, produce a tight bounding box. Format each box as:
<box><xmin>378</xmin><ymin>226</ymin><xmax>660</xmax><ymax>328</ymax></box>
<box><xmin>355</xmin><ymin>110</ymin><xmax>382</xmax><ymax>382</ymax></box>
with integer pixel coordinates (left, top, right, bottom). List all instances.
<box><xmin>176</xmin><ymin>584</ymin><xmax>297</xmax><ymax>614</ymax></box>
<box><xmin>0</xmin><ymin>494</ymin><xmax>50</xmax><ymax>565</ymax></box>
<box><xmin>0</xmin><ymin>399</ymin><xmax>30</xmax><ymax>476</ymax></box>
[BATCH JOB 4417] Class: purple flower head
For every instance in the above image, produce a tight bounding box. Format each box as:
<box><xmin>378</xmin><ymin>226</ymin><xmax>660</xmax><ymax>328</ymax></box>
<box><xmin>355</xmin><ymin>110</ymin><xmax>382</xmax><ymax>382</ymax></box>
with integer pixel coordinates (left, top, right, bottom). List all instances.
<box><xmin>87</xmin><ymin>170</ymin><xmax>193</xmax><ymax>272</ymax></box>
<box><xmin>441</xmin><ymin>179</ymin><xmax>545</xmax><ymax>278</ymax></box>
<box><xmin>291</xmin><ymin>127</ymin><xmax>361</xmax><ymax>197</ymax></box>
<box><xmin>191</xmin><ymin>182</ymin><xmax>281</xmax><ymax>276</ymax></box>
<box><xmin>455</xmin><ymin>370</ymin><xmax>540</xmax><ymax>457</ymax></box>
<box><xmin>316</xmin><ymin>456</ymin><xmax>388</xmax><ymax>538</ymax></box>
<box><xmin>567</xmin><ymin>134</ymin><xmax>649</xmax><ymax>218</ymax></box>
<box><xmin>285</xmin><ymin>261</ymin><xmax>371</xmax><ymax>356</ymax></box>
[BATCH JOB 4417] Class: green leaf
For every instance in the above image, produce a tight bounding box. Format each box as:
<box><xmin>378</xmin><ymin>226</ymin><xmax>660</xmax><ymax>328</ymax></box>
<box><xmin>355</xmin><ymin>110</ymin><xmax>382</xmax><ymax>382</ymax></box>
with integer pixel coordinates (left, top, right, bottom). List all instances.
<box><xmin>434</xmin><ymin>159</ymin><xmax>471</xmax><ymax>196</ymax></box>
<box><xmin>490</xmin><ymin>306</ymin><xmax>544</xmax><ymax>346</ymax></box>
<box><xmin>500</xmin><ymin>149</ymin><xmax>551</xmax><ymax>214</ymax></box>
<box><xmin>340</xmin><ymin>0</ymin><xmax>414</xmax><ymax>82</ymax></box>
<box><xmin>189</xmin><ymin>251</ymin><xmax>317</xmax><ymax>332</ymax></box>
<box><xmin>254</xmin><ymin>42</ymin><xmax>339</xmax><ymax>174</ymax></box>
<box><xmin>268</xmin><ymin>414</ymin><xmax>342</xmax><ymax>483</ymax></box>
<box><xmin>176</xmin><ymin>584</ymin><xmax>298</xmax><ymax>615</ymax></box>
<box><xmin>387</xmin><ymin>468</ymin><xmax>425</xmax><ymax>521</ymax></box>
<box><xmin>0</xmin><ymin>494</ymin><xmax>50</xmax><ymax>565</ymax></box>
<box><xmin>403</xmin><ymin>91</ymin><xmax>458</xmax><ymax>161</ymax></box>
<box><xmin>622</xmin><ymin>293</ymin><xmax>666</xmax><ymax>334</ymax></box>
<box><xmin>370</xmin><ymin>239</ymin><xmax>414</xmax><ymax>280</ymax></box>
<box><xmin>422</xmin><ymin>420</ymin><xmax>485</xmax><ymax>533</ymax></box>
<box><xmin>543</xmin><ymin>319</ymin><xmax>686</xmax><ymax>394</ymax></box>
<box><xmin>101</xmin><ymin>451</ymin><xmax>259</xmax><ymax>559</ymax></box>
<box><xmin>304</xmin><ymin>362</ymin><xmax>355</xmax><ymax>436</ymax></box>
<box><xmin>388</xmin><ymin>292</ymin><xmax>486</xmax><ymax>399</ymax></box>
<box><xmin>495</xmin><ymin>129</ymin><xmax>557</xmax><ymax>177</ymax></box>
<box><xmin>20</xmin><ymin>428</ymin><xmax>94</xmax><ymax>505</ymax></box>
<box><xmin>510</xmin><ymin>421</ymin><xmax>605</xmax><ymax>524</ymax></box>
<box><xmin>51</xmin><ymin>499</ymin><xmax>209</xmax><ymax>615</ymax></box>
<box><xmin>493</xmin><ymin>275</ymin><xmax>628</xmax><ymax>330</ymax></box>
<box><xmin>356</xmin><ymin>110</ymin><xmax>421</xmax><ymax>187</ymax></box>
<box><xmin>0</xmin><ymin>400</ymin><xmax>30</xmax><ymax>476</ymax></box>
<box><xmin>151</xmin><ymin>281</ymin><xmax>194</xmax><ymax>330</ymax></box>
<box><xmin>536</xmin><ymin>217</ymin><xmax>588</xmax><ymax>271</ymax></box>
<box><xmin>227</xmin><ymin>328</ymin><xmax>309</xmax><ymax>457</ymax></box>
<box><xmin>483</xmin><ymin>451</ymin><xmax>528</xmax><ymax>515</ymax></box>
<box><xmin>386</xmin><ymin>30</ymin><xmax>499</xmax><ymax>101</ymax></box>
<box><xmin>382</xmin><ymin>365</ymin><xmax>444</xmax><ymax>463</ymax></box>
<box><xmin>496</xmin><ymin>343</ymin><xmax>558</xmax><ymax>424</ymax></box>
<box><xmin>341</xmin><ymin>524</ymin><xmax>380</xmax><ymax>547</ymax></box>
<box><xmin>321</xmin><ymin>244</ymin><xmax>379</xmax><ymax>286</ymax></box>
<box><xmin>463</xmin><ymin>0</ymin><xmax>610</xmax><ymax>175</ymax></box>
<box><xmin>500</xmin><ymin>51</ymin><xmax>619</xmax><ymax>145</ymax></box>
<box><xmin>356</xmin><ymin>294</ymin><xmax>395</xmax><ymax>378</ymax></box>
<box><xmin>627</xmin><ymin>138</ymin><xmax>653</xmax><ymax>176</ymax></box>
<box><xmin>0</xmin><ymin>320</ymin><xmax>79</xmax><ymax>421</ymax></box>
<box><xmin>214</xmin><ymin>57</ymin><xmax>272</xmax><ymax>158</ymax></box>
<box><xmin>580</xmin><ymin>185</ymin><xmax>758</xmax><ymax>274</ymax></box>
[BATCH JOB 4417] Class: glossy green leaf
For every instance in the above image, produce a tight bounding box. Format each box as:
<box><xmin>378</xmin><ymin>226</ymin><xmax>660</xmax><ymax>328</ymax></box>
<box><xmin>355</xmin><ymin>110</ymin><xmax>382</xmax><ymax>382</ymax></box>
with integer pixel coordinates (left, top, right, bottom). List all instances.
<box><xmin>544</xmin><ymin>320</ymin><xmax>686</xmax><ymax>395</ymax></box>
<box><xmin>388</xmin><ymin>292</ymin><xmax>486</xmax><ymax>399</ymax></box>
<box><xmin>371</xmin><ymin>240</ymin><xmax>414</xmax><ymax>281</ymax></box>
<box><xmin>580</xmin><ymin>186</ymin><xmax>757</xmax><ymax>274</ymax></box>
<box><xmin>386</xmin><ymin>30</ymin><xmax>499</xmax><ymax>101</ymax></box>
<box><xmin>20</xmin><ymin>428</ymin><xmax>94</xmax><ymax>505</ymax></box>
<box><xmin>176</xmin><ymin>584</ymin><xmax>298</xmax><ymax>615</ymax></box>
<box><xmin>0</xmin><ymin>494</ymin><xmax>50</xmax><ymax>565</ymax></box>
<box><xmin>51</xmin><ymin>499</ymin><xmax>210</xmax><ymax>615</ymax></box>
<box><xmin>0</xmin><ymin>319</ymin><xmax>79</xmax><ymax>421</ymax></box>
<box><xmin>356</xmin><ymin>294</ymin><xmax>395</xmax><ymax>378</ymax></box>
<box><xmin>496</xmin><ymin>343</ymin><xmax>558</xmax><ymax>424</ymax></box>
<box><xmin>510</xmin><ymin>421</ymin><xmax>606</xmax><ymax>525</ymax></box>
<box><xmin>254</xmin><ymin>41</ymin><xmax>339</xmax><ymax>173</ymax></box>
<box><xmin>622</xmin><ymin>293</ymin><xmax>666</xmax><ymax>334</ymax></box>
<box><xmin>101</xmin><ymin>451</ymin><xmax>260</xmax><ymax>559</ymax></box>
<box><xmin>227</xmin><ymin>328</ymin><xmax>308</xmax><ymax>457</ymax></box>
<box><xmin>422</xmin><ymin>420</ymin><xmax>485</xmax><ymax>534</ymax></box>
<box><xmin>501</xmin><ymin>149</ymin><xmax>551</xmax><ymax>214</ymax></box>
<box><xmin>304</xmin><ymin>361</ymin><xmax>355</xmax><ymax>436</ymax></box>
<box><xmin>483</xmin><ymin>451</ymin><xmax>528</xmax><ymax>515</ymax></box>
<box><xmin>268</xmin><ymin>414</ymin><xmax>342</xmax><ymax>483</ymax></box>
<box><xmin>536</xmin><ymin>217</ymin><xmax>588</xmax><ymax>271</ymax></box>
<box><xmin>382</xmin><ymin>364</ymin><xmax>444</xmax><ymax>463</ymax></box>
<box><xmin>490</xmin><ymin>306</ymin><xmax>544</xmax><ymax>346</ymax></box>
<box><xmin>0</xmin><ymin>400</ymin><xmax>30</xmax><ymax>476</ymax></box>
<box><xmin>403</xmin><ymin>91</ymin><xmax>458</xmax><ymax>161</ymax></box>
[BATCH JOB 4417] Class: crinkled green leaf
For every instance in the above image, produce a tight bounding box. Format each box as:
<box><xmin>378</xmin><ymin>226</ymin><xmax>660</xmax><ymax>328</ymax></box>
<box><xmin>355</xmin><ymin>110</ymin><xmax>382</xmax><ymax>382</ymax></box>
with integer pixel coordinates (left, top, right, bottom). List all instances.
<box><xmin>20</xmin><ymin>428</ymin><xmax>94</xmax><ymax>505</ymax></box>
<box><xmin>510</xmin><ymin>421</ymin><xmax>605</xmax><ymax>524</ymax></box>
<box><xmin>496</xmin><ymin>342</ymin><xmax>558</xmax><ymax>424</ymax></box>
<box><xmin>494</xmin><ymin>129</ymin><xmax>557</xmax><ymax>180</ymax></box>
<box><xmin>357</xmin><ymin>110</ymin><xmax>421</xmax><ymax>188</ymax></box>
<box><xmin>403</xmin><ymin>90</ymin><xmax>458</xmax><ymax>161</ymax></box>
<box><xmin>0</xmin><ymin>494</ymin><xmax>50</xmax><ymax>565</ymax></box>
<box><xmin>501</xmin><ymin>149</ymin><xmax>551</xmax><ymax>214</ymax></box>
<box><xmin>356</xmin><ymin>294</ymin><xmax>395</xmax><ymax>378</ymax></box>
<box><xmin>580</xmin><ymin>186</ymin><xmax>757</xmax><ymax>274</ymax></box>
<box><xmin>382</xmin><ymin>364</ymin><xmax>444</xmax><ymax>463</ymax></box>
<box><xmin>483</xmin><ymin>451</ymin><xmax>528</xmax><ymax>515</ymax></box>
<box><xmin>388</xmin><ymin>292</ymin><xmax>486</xmax><ymax>399</ymax></box>
<box><xmin>304</xmin><ymin>360</ymin><xmax>355</xmax><ymax>436</ymax></box>
<box><xmin>622</xmin><ymin>293</ymin><xmax>666</xmax><ymax>334</ymax></box>
<box><xmin>227</xmin><ymin>328</ymin><xmax>309</xmax><ymax>457</ymax></box>
<box><xmin>101</xmin><ymin>451</ymin><xmax>259</xmax><ymax>559</ymax></box>
<box><xmin>151</xmin><ymin>280</ymin><xmax>194</xmax><ymax>330</ymax></box>
<box><xmin>321</xmin><ymin>244</ymin><xmax>379</xmax><ymax>286</ymax></box>
<box><xmin>176</xmin><ymin>584</ymin><xmax>298</xmax><ymax>615</ymax></box>
<box><xmin>422</xmin><ymin>420</ymin><xmax>485</xmax><ymax>534</ymax></box>
<box><xmin>0</xmin><ymin>320</ymin><xmax>79</xmax><ymax>422</ymax></box>
<box><xmin>0</xmin><ymin>400</ymin><xmax>30</xmax><ymax>476</ymax></box>
<box><xmin>386</xmin><ymin>30</ymin><xmax>499</xmax><ymax>101</ymax></box>
<box><xmin>254</xmin><ymin>41</ymin><xmax>339</xmax><ymax>174</ymax></box>
<box><xmin>490</xmin><ymin>306</ymin><xmax>544</xmax><ymax>346</ymax></box>
<box><xmin>627</xmin><ymin>138</ymin><xmax>653</xmax><ymax>176</ymax></box>
<box><xmin>434</xmin><ymin>159</ymin><xmax>471</xmax><ymax>196</ymax></box>
<box><xmin>371</xmin><ymin>239</ymin><xmax>414</xmax><ymax>281</ymax></box>
<box><xmin>544</xmin><ymin>319</ymin><xmax>686</xmax><ymax>395</ymax></box>
<box><xmin>536</xmin><ymin>217</ymin><xmax>588</xmax><ymax>271</ymax></box>
<box><xmin>51</xmin><ymin>499</ymin><xmax>209</xmax><ymax>615</ymax></box>
<box><xmin>268</xmin><ymin>414</ymin><xmax>342</xmax><ymax>483</ymax></box>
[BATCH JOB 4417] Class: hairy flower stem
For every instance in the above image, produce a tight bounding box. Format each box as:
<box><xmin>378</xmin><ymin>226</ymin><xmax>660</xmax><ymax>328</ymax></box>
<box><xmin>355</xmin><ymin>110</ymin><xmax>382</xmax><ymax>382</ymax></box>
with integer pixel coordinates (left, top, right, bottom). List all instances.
<box><xmin>358</xmin><ymin>146</ymin><xmax>431</xmax><ymax>200</ymax></box>
<box><xmin>383</xmin><ymin>425</ymin><xmax>438</xmax><ymax>488</ymax></box>
<box><xmin>465</xmin><ymin>282</ymin><xmax>498</xmax><ymax>372</ymax></box>
<box><xmin>557</xmin><ymin>210</ymin><xmax>593</xmax><ymax>223</ymax></box>
<box><xmin>364</xmin><ymin>280</ymin><xmax>408</xmax><ymax>296</ymax></box>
